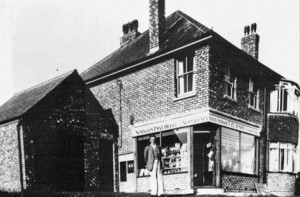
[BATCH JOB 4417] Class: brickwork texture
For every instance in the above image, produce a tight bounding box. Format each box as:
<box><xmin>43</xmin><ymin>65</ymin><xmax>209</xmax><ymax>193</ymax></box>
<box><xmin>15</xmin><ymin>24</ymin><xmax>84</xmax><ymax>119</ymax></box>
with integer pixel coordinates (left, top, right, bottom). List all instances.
<box><xmin>0</xmin><ymin>122</ymin><xmax>21</xmax><ymax>192</ymax></box>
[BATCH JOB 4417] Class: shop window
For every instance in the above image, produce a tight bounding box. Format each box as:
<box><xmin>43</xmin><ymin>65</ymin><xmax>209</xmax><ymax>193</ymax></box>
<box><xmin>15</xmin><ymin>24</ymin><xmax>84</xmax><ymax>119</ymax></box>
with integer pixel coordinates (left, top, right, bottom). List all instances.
<box><xmin>224</xmin><ymin>67</ymin><xmax>237</xmax><ymax>100</ymax></box>
<box><xmin>240</xmin><ymin>133</ymin><xmax>256</xmax><ymax>174</ymax></box>
<box><xmin>161</xmin><ymin>128</ymin><xmax>188</xmax><ymax>174</ymax></box>
<box><xmin>137</xmin><ymin>129</ymin><xmax>189</xmax><ymax>177</ymax></box>
<box><xmin>176</xmin><ymin>55</ymin><xmax>195</xmax><ymax>97</ymax></box>
<box><xmin>248</xmin><ymin>78</ymin><xmax>259</xmax><ymax>109</ymax></box>
<box><xmin>120</xmin><ymin>161</ymin><xmax>127</xmax><ymax>182</ymax></box>
<box><xmin>270</xmin><ymin>81</ymin><xmax>300</xmax><ymax>116</ymax></box>
<box><xmin>269</xmin><ymin>142</ymin><xmax>296</xmax><ymax>173</ymax></box>
<box><xmin>221</xmin><ymin>128</ymin><xmax>257</xmax><ymax>174</ymax></box>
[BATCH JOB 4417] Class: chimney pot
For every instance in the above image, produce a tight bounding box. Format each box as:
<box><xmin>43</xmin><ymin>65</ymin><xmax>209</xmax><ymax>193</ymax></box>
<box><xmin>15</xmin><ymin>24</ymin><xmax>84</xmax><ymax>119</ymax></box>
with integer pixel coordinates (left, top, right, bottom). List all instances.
<box><xmin>120</xmin><ymin>20</ymin><xmax>140</xmax><ymax>47</ymax></box>
<box><xmin>123</xmin><ymin>24</ymin><xmax>129</xmax><ymax>35</ymax></box>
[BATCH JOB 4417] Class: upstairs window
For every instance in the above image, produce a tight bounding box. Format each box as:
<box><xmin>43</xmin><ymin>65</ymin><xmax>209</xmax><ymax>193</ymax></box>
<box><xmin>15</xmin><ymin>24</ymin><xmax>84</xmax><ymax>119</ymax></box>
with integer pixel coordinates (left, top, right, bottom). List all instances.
<box><xmin>270</xmin><ymin>81</ymin><xmax>300</xmax><ymax>116</ymax></box>
<box><xmin>224</xmin><ymin>67</ymin><xmax>237</xmax><ymax>100</ymax></box>
<box><xmin>176</xmin><ymin>55</ymin><xmax>195</xmax><ymax>97</ymax></box>
<box><xmin>248</xmin><ymin>78</ymin><xmax>259</xmax><ymax>109</ymax></box>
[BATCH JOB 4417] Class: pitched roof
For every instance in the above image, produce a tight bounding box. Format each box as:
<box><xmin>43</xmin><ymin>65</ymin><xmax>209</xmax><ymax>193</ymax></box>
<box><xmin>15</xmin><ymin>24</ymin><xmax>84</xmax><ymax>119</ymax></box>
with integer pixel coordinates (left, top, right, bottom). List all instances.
<box><xmin>81</xmin><ymin>10</ymin><xmax>212</xmax><ymax>82</ymax></box>
<box><xmin>0</xmin><ymin>70</ymin><xmax>78</xmax><ymax>124</ymax></box>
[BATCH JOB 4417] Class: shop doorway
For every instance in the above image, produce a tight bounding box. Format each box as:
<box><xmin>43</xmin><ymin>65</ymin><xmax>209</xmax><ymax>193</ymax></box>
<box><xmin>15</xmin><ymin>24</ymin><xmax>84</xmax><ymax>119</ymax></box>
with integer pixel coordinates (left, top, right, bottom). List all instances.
<box><xmin>193</xmin><ymin>130</ymin><xmax>215</xmax><ymax>187</ymax></box>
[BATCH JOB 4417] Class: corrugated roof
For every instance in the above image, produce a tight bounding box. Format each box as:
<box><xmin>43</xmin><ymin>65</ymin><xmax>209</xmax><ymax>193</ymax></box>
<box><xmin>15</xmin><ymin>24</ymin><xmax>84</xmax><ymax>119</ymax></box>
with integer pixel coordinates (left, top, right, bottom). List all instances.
<box><xmin>0</xmin><ymin>70</ymin><xmax>77</xmax><ymax>124</ymax></box>
<box><xmin>81</xmin><ymin>10</ymin><xmax>212</xmax><ymax>82</ymax></box>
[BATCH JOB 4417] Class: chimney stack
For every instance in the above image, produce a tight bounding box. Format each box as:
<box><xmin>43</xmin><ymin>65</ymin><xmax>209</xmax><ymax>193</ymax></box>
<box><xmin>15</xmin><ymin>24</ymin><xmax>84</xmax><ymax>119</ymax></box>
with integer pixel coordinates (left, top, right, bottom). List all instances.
<box><xmin>149</xmin><ymin>0</ymin><xmax>165</xmax><ymax>54</ymax></box>
<box><xmin>241</xmin><ymin>23</ymin><xmax>259</xmax><ymax>59</ymax></box>
<box><xmin>120</xmin><ymin>20</ymin><xmax>140</xmax><ymax>47</ymax></box>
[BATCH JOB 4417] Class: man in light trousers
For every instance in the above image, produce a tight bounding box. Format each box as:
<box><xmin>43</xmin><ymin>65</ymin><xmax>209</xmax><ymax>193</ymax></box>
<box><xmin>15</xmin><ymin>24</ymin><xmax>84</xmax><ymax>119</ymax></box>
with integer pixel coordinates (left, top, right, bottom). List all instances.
<box><xmin>144</xmin><ymin>135</ymin><xmax>164</xmax><ymax>197</ymax></box>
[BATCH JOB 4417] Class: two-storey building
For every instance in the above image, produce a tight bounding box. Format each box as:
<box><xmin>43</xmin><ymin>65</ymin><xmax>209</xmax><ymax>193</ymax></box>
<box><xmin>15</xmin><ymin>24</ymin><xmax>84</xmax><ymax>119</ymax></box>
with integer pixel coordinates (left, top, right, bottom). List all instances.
<box><xmin>81</xmin><ymin>0</ymin><xmax>299</xmax><ymax>196</ymax></box>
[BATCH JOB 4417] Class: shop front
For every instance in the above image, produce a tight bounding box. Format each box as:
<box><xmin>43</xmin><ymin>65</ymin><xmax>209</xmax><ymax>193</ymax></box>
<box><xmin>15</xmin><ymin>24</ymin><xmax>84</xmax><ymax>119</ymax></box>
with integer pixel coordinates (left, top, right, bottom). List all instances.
<box><xmin>132</xmin><ymin>109</ymin><xmax>261</xmax><ymax>194</ymax></box>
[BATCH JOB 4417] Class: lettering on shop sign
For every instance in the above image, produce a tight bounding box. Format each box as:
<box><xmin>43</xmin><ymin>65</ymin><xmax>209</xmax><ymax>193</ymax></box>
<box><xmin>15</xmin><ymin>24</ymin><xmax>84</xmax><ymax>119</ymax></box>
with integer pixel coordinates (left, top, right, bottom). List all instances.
<box><xmin>132</xmin><ymin>112</ymin><xmax>260</xmax><ymax>137</ymax></box>
<box><xmin>132</xmin><ymin>114</ymin><xmax>209</xmax><ymax>137</ymax></box>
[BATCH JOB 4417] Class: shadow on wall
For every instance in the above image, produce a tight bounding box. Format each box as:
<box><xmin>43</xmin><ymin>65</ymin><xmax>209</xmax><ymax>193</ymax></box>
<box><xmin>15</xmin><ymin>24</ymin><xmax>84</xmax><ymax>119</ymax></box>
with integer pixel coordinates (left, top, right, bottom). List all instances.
<box><xmin>296</xmin><ymin>172</ymin><xmax>300</xmax><ymax>195</ymax></box>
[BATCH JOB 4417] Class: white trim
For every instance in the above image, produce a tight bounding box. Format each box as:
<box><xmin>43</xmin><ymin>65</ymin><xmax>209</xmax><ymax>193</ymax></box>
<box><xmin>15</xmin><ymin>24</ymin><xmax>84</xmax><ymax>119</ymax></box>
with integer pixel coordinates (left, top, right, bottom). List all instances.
<box><xmin>86</xmin><ymin>36</ymin><xmax>213</xmax><ymax>85</ymax></box>
<box><xmin>131</xmin><ymin>108</ymin><xmax>261</xmax><ymax>137</ymax></box>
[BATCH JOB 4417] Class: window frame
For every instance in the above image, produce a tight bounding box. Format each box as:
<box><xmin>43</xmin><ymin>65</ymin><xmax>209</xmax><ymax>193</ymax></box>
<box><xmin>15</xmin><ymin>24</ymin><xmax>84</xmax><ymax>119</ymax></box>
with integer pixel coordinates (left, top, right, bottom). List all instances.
<box><xmin>248</xmin><ymin>78</ymin><xmax>259</xmax><ymax>110</ymax></box>
<box><xmin>221</xmin><ymin>127</ymin><xmax>258</xmax><ymax>175</ymax></box>
<box><xmin>175</xmin><ymin>55</ymin><xmax>196</xmax><ymax>98</ymax></box>
<box><xmin>269</xmin><ymin>142</ymin><xmax>296</xmax><ymax>173</ymax></box>
<box><xmin>223</xmin><ymin>67</ymin><xmax>237</xmax><ymax>100</ymax></box>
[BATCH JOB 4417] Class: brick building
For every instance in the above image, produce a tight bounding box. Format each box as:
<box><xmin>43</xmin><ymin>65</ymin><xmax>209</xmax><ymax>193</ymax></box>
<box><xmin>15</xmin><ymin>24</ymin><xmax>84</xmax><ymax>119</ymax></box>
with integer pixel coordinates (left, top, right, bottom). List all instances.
<box><xmin>0</xmin><ymin>70</ymin><xmax>115</xmax><ymax>193</ymax></box>
<box><xmin>81</xmin><ymin>0</ymin><xmax>299</xmax><ymax>196</ymax></box>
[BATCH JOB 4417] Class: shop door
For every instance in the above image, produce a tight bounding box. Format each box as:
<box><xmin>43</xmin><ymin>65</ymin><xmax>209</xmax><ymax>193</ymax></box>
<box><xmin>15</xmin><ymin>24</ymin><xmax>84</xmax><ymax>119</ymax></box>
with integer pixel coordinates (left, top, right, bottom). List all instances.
<box><xmin>193</xmin><ymin>132</ymin><xmax>214</xmax><ymax>187</ymax></box>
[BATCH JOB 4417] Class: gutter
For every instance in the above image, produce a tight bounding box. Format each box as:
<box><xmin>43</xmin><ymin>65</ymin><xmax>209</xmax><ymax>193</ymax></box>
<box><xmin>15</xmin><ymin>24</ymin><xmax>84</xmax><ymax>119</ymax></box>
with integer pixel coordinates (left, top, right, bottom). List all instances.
<box><xmin>86</xmin><ymin>35</ymin><xmax>213</xmax><ymax>85</ymax></box>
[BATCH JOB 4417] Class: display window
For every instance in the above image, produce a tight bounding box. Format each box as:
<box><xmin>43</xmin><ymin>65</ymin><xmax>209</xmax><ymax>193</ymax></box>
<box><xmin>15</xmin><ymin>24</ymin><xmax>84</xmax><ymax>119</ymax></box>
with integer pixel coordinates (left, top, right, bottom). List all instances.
<box><xmin>221</xmin><ymin>128</ymin><xmax>257</xmax><ymax>174</ymax></box>
<box><xmin>136</xmin><ymin>128</ymin><xmax>189</xmax><ymax>177</ymax></box>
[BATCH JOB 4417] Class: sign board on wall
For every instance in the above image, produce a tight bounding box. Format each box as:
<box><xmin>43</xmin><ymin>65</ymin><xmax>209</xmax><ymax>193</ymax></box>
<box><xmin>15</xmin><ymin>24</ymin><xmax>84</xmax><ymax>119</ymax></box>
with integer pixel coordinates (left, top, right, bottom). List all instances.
<box><xmin>131</xmin><ymin>110</ymin><xmax>261</xmax><ymax>137</ymax></box>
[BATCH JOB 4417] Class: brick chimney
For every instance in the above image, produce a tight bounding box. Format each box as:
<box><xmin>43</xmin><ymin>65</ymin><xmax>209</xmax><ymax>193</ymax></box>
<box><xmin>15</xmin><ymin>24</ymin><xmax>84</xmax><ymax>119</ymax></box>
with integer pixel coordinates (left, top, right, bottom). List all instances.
<box><xmin>241</xmin><ymin>23</ymin><xmax>260</xmax><ymax>59</ymax></box>
<box><xmin>120</xmin><ymin>20</ymin><xmax>140</xmax><ymax>47</ymax></box>
<box><xmin>149</xmin><ymin>0</ymin><xmax>165</xmax><ymax>54</ymax></box>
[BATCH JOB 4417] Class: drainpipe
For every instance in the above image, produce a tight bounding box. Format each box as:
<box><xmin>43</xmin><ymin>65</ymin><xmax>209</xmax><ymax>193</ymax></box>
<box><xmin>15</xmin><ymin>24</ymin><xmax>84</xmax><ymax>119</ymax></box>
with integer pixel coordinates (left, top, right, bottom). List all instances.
<box><xmin>263</xmin><ymin>87</ymin><xmax>268</xmax><ymax>183</ymax></box>
<box><xmin>117</xmin><ymin>79</ymin><xmax>123</xmax><ymax>148</ymax></box>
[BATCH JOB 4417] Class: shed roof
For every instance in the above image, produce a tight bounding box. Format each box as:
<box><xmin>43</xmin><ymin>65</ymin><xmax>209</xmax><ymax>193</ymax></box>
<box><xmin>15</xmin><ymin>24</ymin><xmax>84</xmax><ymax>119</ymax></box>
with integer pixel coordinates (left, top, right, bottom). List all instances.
<box><xmin>0</xmin><ymin>70</ymin><xmax>78</xmax><ymax>124</ymax></box>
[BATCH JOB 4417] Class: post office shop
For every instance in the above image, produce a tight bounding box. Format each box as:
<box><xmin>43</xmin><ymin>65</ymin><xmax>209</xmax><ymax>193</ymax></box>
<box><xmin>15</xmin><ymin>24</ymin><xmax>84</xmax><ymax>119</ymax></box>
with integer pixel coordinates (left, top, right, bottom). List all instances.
<box><xmin>131</xmin><ymin>110</ymin><xmax>261</xmax><ymax>194</ymax></box>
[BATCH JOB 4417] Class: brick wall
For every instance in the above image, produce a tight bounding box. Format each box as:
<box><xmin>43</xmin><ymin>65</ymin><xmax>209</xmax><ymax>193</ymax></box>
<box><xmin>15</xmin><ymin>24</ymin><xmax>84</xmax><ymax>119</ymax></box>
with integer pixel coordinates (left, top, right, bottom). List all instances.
<box><xmin>268</xmin><ymin>114</ymin><xmax>299</xmax><ymax>144</ymax></box>
<box><xmin>90</xmin><ymin>46</ymin><xmax>210</xmax><ymax>192</ymax></box>
<box><xmin>222</xmin><ymin>173</ymin><xmax>258</xmax><ymax>192</ymax></box>
<box><xmin>90</xmin><ymin>46</ymin><xmax>210</xmax><ymax>155</ymax></box>
<box><xmin>209</xmin><ymin>43</ymin><xmax>266</xmax><ymax>185</ymax></box>
<box><xmin>137</xmin><ymin>173</ymin><xmax>190</xmax><ymax>193</ymax></box>
<box><xmin>0</xmin><ymin>121</ymin><xmax>21</xmax><ymax>192</ymax></box>
<box><xmin>209</xmin><ymin>48</ymin><xmax>264</xmax><ymax>125</ymax></box>
<box><xmin>267</xmin><ymin>172</ymin><xmax>295</xmax><ymax>196</ymax></box>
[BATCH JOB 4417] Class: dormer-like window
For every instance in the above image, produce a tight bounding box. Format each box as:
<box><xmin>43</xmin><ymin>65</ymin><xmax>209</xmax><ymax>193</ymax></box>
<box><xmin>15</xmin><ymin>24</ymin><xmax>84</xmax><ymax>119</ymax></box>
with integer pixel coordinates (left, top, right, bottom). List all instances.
<box><xmin>248</xmin><ymin>78</ymin><xmax>259</xmax><ymax>109</ymax></box>
<box><xmin>176</xmin><ymin>55</ymin><xmax>195</xmax><ymax>97</ymax></box>
<box><xmin>270</xmin><ymin>81</ymin><xmax>300</xmax><ymax>116</ymax></box>
<box><xmin>224</xmin><ymin>67</ymin><xmax>237</xmax><ymax>100</ymax></box>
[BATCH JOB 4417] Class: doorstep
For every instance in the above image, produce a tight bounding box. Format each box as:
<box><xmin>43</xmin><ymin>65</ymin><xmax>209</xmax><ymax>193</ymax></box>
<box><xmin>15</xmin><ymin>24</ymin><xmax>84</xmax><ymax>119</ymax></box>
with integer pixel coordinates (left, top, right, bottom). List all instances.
<box><xmin>164</xmin><ymin>189</ymin><xmax>194</xmax><ymax>195</ymax></box>
<box><xmin>196</xmin><ymin>188</ymin><xmax>224</xmax><ymax>195</ymax></box>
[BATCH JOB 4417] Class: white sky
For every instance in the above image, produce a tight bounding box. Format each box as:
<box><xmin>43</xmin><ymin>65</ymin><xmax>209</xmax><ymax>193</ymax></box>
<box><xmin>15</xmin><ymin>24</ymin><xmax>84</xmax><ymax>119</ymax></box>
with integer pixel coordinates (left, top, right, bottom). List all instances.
<box><xmin>0</xmin><ymin>0</ymin><xmax>299</xmax><ymax>105</ymax></box>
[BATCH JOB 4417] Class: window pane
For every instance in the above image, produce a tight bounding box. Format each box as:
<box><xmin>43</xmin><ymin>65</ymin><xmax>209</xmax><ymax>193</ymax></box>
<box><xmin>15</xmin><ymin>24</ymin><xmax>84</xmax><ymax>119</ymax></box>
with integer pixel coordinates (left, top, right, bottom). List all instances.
<box><xmin>270</xmin><ymin>89</ymin><xmax>278</xmax><ymax>112</ymax></box>
<box><xmin>187</xmin><ymin>73</ymin><xmax>193</xmax><ymax>92</ymax></box>
<box><xmin>184</xmin><ymin>75</ymin><xmax>188</xmax><ymax>93</ymax></box>
<box><xmin>280</xmin><ymin>149</ymin><xmax>285</xmax><ymax>171</ymax></box>
<box><xmin>240</xmin><ymin>133</ymin><xmax>256</xmax><ymax>174</ymax></box>
<box><xmin>162</xmin><ymin>129</ymin><xmax>188</xmax><ymax>174</ymax></box>
<box><xmin>269</xmin><ymin>148</ymin><xmax>279</xmax><ymax>171</ymax></box>
<box><xmin>178</xmin><ymin>60</ymin><xmax>184</xmax><ymax>75</ymax></box>
<box><xmin>221</xmin><ymin>128</ymin><xmax>240</xmax><ymax>172</ymax></box>
<box><xmin>187</xmin><ymin>56</ymin><xmax>193</xmax><ymax>72</ymax></box>
<box><xmin>179</xmin><ymin>76</ymin><xmax>184</xmax><ymax>95</ymax></box>
<box><xmin>120</xmin><ymin>161</ymin><xmax>127</xmax><ymax>182</ymax></box>
<box><xmin>137</xmin><ymin>133</ymin><xmax>160</xmax><ymax>177</ymax></box>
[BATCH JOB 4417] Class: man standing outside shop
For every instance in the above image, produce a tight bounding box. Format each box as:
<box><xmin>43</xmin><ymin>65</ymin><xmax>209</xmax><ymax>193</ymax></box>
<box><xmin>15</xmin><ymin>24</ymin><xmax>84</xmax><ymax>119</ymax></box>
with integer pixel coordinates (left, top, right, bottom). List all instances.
<box><xmin>144</xmin><ymin>135</ymin><xmax>164</xmax><ymax>197</ymax></box>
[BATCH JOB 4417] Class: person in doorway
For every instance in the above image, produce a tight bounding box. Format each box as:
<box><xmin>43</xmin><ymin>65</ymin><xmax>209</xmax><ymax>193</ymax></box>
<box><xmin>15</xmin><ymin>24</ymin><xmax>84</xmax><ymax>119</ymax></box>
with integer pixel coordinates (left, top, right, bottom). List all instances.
<box><xmin>144</xmin><ymin>135</ymin><xmax>164</xmax><ymax>197</ymax></box>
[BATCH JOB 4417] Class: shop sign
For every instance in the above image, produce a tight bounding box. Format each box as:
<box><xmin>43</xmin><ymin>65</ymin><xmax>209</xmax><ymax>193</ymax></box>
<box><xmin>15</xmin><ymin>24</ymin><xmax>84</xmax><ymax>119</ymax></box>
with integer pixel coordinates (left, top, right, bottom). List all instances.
<box><xmin>131</xmin><ymin>111</ymin><xmax>261</xmax><ymax>137</ymax></box>
<box><xmin>209</xmin><ymin>113</ymin><xmax>260</xmax><ymax>136</ymax></box>
<box><xmin>132</xmin><ymin>112</ymin><xmax>209</xmax><ymax>137</ymax></box>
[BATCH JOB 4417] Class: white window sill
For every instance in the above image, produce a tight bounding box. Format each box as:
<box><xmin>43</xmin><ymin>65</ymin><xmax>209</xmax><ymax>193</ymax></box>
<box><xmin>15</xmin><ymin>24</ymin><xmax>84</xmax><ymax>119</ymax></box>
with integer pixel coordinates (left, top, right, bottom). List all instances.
<box><xmin>223</xmin><ymin>95</ymin><xmax>237</xmax><ymax>103</ymax></box>
<box><xmin>173</xmin><ymin>91</ymin><xmax>197</xmax><ymax>101</ymax></box>
<box><xmin>248</xmin><ymin>105</ymin><xmax>261</xmax><ymax>113</ymax></box>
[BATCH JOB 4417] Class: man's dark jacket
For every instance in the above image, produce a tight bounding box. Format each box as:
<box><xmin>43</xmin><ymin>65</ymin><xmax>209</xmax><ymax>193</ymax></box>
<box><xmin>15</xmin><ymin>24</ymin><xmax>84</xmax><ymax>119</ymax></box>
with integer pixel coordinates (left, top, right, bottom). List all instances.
<box><xmin>144</xmin><ymin>145</ymin><xmax>163</xmax><ymax>171</ymax></box>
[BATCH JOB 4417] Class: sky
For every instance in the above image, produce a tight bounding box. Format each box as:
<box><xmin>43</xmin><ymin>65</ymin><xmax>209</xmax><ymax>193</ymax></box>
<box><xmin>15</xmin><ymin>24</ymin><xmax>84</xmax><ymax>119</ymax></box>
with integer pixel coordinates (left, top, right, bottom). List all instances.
<box><xmin>0</xmin><ymin>0</ymin><xmax>299</xmax><ymax>105</ymax></box>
